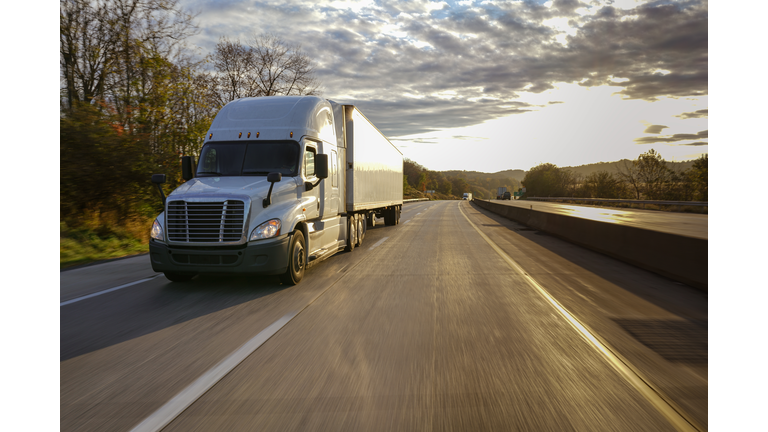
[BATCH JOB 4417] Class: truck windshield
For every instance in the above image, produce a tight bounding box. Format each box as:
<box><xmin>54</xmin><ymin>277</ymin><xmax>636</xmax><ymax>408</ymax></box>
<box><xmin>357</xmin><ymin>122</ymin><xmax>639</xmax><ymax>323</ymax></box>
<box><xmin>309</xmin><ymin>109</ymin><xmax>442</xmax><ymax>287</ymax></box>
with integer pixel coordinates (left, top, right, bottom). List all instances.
<box><xmin>196</xmin><ymin>141</ymin><xmax>300</xmax><ymax>177</ymax></box>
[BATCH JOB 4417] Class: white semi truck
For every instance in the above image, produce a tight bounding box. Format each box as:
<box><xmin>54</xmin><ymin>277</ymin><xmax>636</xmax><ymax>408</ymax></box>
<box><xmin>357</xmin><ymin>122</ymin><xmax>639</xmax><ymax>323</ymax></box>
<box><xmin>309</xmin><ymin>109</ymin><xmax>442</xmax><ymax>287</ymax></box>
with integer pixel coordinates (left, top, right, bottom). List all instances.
<box><xmin>149</xmin><ymin>96</ymin><xmax>403</xmax><ymax>284</ymax></box>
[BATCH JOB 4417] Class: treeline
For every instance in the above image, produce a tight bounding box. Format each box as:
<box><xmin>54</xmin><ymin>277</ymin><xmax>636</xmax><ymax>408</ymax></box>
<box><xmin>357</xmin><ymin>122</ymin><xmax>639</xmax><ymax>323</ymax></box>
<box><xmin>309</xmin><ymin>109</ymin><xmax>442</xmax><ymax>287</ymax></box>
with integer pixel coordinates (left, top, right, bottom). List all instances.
<box><xmin>522</xmin><ymin>149</ymin><xmax>708</xmax><ymax>201</ymax></box>
<box><xmin>403</xmin><ymin>160</ymin><xmax>520</xmax><ymax>200</ymax></box>
<box><xmin>60</xmin><ymin>0</ymin><xmax>318</xmax><ymax>236</ymax></box>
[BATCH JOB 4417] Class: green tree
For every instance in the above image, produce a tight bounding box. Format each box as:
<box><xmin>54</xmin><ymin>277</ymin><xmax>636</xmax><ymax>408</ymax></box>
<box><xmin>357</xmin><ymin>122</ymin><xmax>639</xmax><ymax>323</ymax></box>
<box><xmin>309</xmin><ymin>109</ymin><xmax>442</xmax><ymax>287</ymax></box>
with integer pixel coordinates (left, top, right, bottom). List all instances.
<box><xmin>689</xmin><ymin>154</ymin><xmax>708</xmax><ymax>201</ymax></box>
<box><xmin>583</xmin><ymin>171</ymin><xmax>624</xmax><ymax>198</ymax></box>
<box><xmin>522</xmin><ymin>163</ymin><xmax>576</xmax><ymax>197</ymax></box>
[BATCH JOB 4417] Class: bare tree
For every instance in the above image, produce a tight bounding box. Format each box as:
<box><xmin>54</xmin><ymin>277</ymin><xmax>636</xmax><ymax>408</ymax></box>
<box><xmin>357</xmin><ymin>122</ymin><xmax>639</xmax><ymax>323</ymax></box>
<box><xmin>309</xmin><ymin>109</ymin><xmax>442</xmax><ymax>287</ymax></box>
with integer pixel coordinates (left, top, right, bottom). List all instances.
<box><xmin>250</xmin><ymin>33</ymin><xmax>320</xmax><ymax>96</ymax></box>
<box><xmin>616</xmin><ymin>160</ymin><xmax>642</xmax><ymax>199</ymax></box>
<box><xmin>206</xmin><ymin>33</ymin><xmax>321</xmax><ymax>108</ymax></box>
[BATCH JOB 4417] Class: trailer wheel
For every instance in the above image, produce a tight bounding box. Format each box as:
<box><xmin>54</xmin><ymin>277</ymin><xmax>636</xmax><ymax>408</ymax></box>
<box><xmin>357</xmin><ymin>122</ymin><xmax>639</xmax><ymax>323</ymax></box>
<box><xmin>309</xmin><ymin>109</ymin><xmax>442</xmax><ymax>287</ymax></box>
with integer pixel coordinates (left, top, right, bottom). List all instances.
<box><xmin>367</xmin><ymin>212</ymin><xmax>376</xmax><ymax>228</ymax></box>
<box><xmin>280</xmin><ymin>230</ymin><xmax>306</xmax><ymax>285</ymax></box>
<box><xmin>357</xmin><ymin>213</ymin><xmax>366</xmax><ymax>246</ymax></box>
<box><xmin>164</xmin><ymin>272</ymin><xmax>195</xmax><ymax>282</ymax></box>
<box><xmin>396</xmin><ymin>206</ymin><xmax>401</xmax><ymax>224</ymax></box>
<box><xmin>345</xmin><ymin>215</ymin><xmax>357</xmax><ymax>252</ymax></box>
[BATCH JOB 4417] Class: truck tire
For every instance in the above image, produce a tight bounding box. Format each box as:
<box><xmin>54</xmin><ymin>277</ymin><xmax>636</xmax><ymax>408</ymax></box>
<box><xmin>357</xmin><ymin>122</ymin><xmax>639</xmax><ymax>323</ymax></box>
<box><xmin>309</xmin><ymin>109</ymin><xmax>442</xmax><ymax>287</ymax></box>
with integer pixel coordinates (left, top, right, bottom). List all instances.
<box><xmin>367</xmin><ymin>212</ymin><xmax>376</xmax><ymax>228</ymax></box>
<box><xmin>280</xmin><ymin>230</ymin><xmax>306</xmax><ymax>285</ymax></box>
<box><xmin>345</xmin><ymin>215</ymin><xmax>357</xmax><ymax>252</ymax></box>
<box><xmin>357</xmin><ymin>213</ymin><xmax>366</xmax><ymax>246</ymax></box>
<box><xmin>396</xmin><ymin>206</ymin><xmax>401</xmax><ymax>224</ymax></box>
<box><xmin>164</xmin><ymin>272</ymin><xmax>195</xmax><ymax>282</ymax></box>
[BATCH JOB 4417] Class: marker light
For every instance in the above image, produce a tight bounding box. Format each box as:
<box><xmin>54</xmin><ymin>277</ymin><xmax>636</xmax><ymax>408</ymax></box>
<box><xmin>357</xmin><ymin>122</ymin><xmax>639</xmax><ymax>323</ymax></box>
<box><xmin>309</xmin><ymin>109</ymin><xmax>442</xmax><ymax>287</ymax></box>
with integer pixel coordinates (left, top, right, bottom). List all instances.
<box><xmin>209</xmin><ymin>133</ymin><xmax>212</xmax><ymax>139</ymax></box>
<box><xmin>239</xmin><ymin>132</ymin><xmax>242</xmax><ymax>138</ymax></box>
<box><xmin>290</xmin><ymin>131</ymin><xmax>293</xmax><ymax>138</ymax></box>
<box><xmin>256</xmin><ymin>132</ymin><xmax>260</xmax><ymax>138</ymax></box>
<box><xmin>247</xmin><ymin>132</ymin><xmax>251</xmax><ymax>138</ymax></box>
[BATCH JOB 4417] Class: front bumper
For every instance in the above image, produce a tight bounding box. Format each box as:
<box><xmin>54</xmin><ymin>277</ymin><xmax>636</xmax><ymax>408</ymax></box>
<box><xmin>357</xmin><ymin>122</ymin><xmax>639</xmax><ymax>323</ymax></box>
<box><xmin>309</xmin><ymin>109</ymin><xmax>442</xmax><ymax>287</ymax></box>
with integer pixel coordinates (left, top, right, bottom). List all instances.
<box><xmin>149</xmin><ymin>236</ymin><xmax>290</xmax><ymax>276</ymax></box>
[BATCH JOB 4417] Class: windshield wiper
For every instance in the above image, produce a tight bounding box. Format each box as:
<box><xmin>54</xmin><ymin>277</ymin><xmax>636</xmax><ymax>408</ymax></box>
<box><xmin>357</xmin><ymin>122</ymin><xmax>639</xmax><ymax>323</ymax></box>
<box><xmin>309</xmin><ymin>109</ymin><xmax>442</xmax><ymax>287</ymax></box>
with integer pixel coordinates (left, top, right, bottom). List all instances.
<box><xmin>197</xmin><ymin>171</ymin><xmax>221</xmax><ymax>175</ymax></box>
<box><xmin>243</xmin><ymin>171</ymin><xmax>271</xmax><ymax>175</ymax></box>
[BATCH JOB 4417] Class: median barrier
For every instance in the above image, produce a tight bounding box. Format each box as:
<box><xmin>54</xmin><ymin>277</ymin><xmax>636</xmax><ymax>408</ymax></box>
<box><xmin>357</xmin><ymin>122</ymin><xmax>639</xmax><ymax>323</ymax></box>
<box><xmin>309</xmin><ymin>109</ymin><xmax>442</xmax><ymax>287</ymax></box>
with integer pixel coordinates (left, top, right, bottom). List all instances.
<box><xmin>473</xmin><ymin>200</ymin><xmax>707</xmax><ymax>291</ymax></box>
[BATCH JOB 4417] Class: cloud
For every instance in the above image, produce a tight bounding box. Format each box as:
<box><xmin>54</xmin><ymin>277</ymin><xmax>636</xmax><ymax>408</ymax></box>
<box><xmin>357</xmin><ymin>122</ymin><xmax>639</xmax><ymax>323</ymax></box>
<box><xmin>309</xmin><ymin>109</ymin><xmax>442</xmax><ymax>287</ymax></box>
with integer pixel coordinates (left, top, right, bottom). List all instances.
<box><xmin>675</xmin><ymin>108</ymin><xmax>708</xmax><ymax>119</ymax></box>
<box><xmin>643</xmin><ymin>125</ymin><xmax>669</xmax><ymax>134</ymax></box>
<box><xmin>184</xmin><ymin>0</ymin><xmax>708</xmax><ymax>136</ymax></box>
<box><xmin>680</xmin><ymin>141</ymin><xmax>708</xmax><ymax>146</ymax></box>
<box><xmin>634</xmin><ymin>130</ymin><xmax>708</xmax><ymax>144</ymax></box>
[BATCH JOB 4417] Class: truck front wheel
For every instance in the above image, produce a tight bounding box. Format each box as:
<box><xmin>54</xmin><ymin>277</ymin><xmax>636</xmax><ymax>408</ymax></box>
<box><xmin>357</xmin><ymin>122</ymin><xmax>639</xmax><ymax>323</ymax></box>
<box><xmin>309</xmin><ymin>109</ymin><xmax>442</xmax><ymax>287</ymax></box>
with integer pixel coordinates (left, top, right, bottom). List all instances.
<box><xmin>164</xmin><ymin>272</ymin><xmax>195</xmax><ymax>282</ymax></box>
<box><xmin>280</xmin><ymin>230</ymin><xmax>306</xmax><ymax>285</ymax></box>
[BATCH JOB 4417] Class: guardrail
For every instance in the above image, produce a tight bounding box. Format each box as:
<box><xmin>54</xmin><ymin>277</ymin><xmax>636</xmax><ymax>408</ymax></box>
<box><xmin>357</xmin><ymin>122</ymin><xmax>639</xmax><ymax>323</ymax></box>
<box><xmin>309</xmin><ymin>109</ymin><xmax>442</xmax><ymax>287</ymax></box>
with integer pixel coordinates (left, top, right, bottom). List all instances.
<box><xmin>473</xmin><ymin>199</ymin><xmax>707</xmax><ymax>291</ymax></box>
<box><xmin>403</xmin><ymin>198</ymin><xmax>430</xmax><ymax>203</ymax></box>
<box><xmin>525</xmin><ymin>197</ymin><xmax>708</xmax><ymax>207</ymax></box>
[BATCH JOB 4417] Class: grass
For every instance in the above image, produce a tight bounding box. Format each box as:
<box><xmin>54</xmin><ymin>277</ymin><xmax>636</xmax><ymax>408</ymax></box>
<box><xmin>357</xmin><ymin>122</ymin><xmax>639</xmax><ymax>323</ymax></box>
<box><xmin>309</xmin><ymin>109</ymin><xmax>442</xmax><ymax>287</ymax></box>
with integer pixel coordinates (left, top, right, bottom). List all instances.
<box><xmin>60</xmin><ymin>221</ymin><xmax>150</xmax><ymax>269</ymax></box>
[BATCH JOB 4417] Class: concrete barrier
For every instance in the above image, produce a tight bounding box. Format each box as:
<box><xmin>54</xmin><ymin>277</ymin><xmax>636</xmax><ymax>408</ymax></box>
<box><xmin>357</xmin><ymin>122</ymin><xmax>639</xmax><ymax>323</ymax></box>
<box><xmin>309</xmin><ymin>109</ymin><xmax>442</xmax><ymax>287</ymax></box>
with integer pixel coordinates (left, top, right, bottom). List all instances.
<box><xmin>473</xmin><ymin>200</ymin><xmax>707</xmax><ymax>291</ymax></box>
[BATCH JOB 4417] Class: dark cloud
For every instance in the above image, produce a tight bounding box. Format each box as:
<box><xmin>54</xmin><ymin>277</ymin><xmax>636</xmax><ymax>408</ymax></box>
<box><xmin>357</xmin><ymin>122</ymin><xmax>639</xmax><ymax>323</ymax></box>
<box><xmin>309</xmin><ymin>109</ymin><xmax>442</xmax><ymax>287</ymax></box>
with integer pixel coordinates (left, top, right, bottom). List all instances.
<box><xmin>680</xmin><ymin>141</ymin><xmax>708</xmax><ymax>146</ymax></box>
<box><xmin>643</xmin><ymin>125</ymin><xmax>669</xmax><ymax>134</ymax></box>
<box><xmin>548</xmin><ymin>101</ymin><xmax>565</xmax><ymax>105</ymax></box>
<box><xmin>634</xmin><ymin>130</ymin><xmax>708</xmax><ymax>144</ymax></box>
<box><xmin>676</xmin><ymin>108</ymin><xmax>708</xmax><ymax>119</ymax></box>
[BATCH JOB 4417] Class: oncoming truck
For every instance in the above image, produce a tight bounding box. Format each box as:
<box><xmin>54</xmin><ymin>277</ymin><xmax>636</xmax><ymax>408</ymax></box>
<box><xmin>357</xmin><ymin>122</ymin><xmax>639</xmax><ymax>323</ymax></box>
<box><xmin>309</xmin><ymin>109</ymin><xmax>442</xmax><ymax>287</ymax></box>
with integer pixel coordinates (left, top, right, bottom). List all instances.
<box><xmin>149</xmin><ymin>96</ymin><xmax>403</xmax><ymax>285</ymax></box>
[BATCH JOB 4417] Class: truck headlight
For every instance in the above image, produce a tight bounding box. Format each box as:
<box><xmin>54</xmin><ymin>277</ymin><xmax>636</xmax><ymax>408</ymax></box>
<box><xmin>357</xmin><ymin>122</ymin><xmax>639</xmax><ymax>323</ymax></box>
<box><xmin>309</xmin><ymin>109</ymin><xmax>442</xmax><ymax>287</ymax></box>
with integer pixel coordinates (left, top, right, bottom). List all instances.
<box><xmin>250</xmin><ymin>219</ymin><xmax>281</xmax><ymax>240</ymax></box>
<box><xmin>151</xmin><ymin>219</ymin><xmax>164</xmax><ymax>242</ymax></box>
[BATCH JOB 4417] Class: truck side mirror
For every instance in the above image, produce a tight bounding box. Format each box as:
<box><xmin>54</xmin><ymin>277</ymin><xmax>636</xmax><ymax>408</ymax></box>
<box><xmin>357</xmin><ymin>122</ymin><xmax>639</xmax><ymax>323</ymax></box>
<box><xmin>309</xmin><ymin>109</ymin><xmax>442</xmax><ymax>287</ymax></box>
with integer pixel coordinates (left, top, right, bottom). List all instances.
<box><xmin>151</xmin><ymin>174</ymin><xmax>167</xmax><ymax>206</ymax></box>
<box><xmin>263</xmin><ymin>172</ymin><xmax>282</xmax><ymax>208</ymax></box>
<box><xmin>182</xmin><ymin>156</ymin><xmax>196</xmax><ymax>181</ymax></box>
<box><xmin>315</xmin><ymin>154</ymin><xmax>329</xmax><ymax>179</ymax></box>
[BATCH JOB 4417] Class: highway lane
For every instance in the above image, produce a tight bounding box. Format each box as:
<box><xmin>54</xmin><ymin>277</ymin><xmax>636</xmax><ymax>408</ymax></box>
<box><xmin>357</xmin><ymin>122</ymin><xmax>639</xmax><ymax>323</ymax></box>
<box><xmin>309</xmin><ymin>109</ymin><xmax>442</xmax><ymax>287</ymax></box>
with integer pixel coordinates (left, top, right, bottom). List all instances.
<box><xmin>490</xmin><ymin>199</ymin><xmax>708</xmax><ymax>240</ymax></box>
<box><xmin>61</xmin><ymin>200</ymin><xmax>706</xmax><ymax>431</ymax></box>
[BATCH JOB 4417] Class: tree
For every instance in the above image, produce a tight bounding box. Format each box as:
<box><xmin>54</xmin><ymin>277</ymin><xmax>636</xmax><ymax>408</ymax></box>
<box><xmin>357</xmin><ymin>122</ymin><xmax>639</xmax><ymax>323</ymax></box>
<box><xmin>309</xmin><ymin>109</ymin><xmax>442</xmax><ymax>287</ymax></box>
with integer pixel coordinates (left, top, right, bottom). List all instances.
<box><xmin>689</xmin><ymin>154</ymin><xmax>708</xmax><ymax>201</ymax></box>
<box><xmin>522</xmin><ymin>163</ymin><xmax>576</xmax><ymax>197</ymax></box>
<box><xmin>636</xmin><ymin>149</ymin><xmax>673</xmax><ymax>200</ymax></box>
<box><xmin>206</xmin><ymin>33</ymin><xmax>320</xmax><ymax>108</ymax></box>
<box><xmin>583</xmin><ymin>171</ymin><xmax>624</xmax><ymax>198</ymax></box>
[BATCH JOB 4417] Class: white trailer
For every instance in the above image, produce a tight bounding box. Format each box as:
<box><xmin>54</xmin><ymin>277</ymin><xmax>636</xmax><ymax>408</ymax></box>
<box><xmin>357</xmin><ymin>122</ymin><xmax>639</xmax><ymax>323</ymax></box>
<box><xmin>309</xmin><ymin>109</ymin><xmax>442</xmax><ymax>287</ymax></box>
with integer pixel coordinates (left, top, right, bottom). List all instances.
<box><xmin>149</xmin><ymin>96</ymin><xmax>403</xmax><ymax>285</ymax></box>
<box><xmin>497</xmin><ymin>187</ymin><xmax>507</xmax><ymax>199</ymax></box>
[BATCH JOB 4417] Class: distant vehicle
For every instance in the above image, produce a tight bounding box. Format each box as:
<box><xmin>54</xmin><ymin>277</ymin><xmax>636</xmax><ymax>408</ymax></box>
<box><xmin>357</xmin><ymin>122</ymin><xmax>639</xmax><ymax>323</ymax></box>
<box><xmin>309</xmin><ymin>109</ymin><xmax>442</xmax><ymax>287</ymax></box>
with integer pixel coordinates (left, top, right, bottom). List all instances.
<box><xmin>463</xmin><ymin>193</ymin><xmax>472</xmax><ymax>201</ymax></box>
<box><xmin>502</xmin><ymin>191</ymin><xmax>511</xmax><ymax>200</ymax></box>
<box><xmin>497</xmin><ymin>187</ymin><xmax>507</xmax><ymax>199</ymax></box>
<box><xmin>150</xmin><ymin>96</ymin><xmax>403</xmax><ymax>285</ymax></box>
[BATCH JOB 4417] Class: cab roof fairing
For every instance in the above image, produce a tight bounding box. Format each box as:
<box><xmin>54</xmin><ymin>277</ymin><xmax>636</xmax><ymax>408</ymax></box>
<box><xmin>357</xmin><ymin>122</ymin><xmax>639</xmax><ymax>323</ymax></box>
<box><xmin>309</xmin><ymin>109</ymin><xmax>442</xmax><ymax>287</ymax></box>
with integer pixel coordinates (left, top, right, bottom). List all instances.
<box><xmin>204</xmin><ymin>96</ymin><xmax>337</xmax><ymax>144</ymax></box>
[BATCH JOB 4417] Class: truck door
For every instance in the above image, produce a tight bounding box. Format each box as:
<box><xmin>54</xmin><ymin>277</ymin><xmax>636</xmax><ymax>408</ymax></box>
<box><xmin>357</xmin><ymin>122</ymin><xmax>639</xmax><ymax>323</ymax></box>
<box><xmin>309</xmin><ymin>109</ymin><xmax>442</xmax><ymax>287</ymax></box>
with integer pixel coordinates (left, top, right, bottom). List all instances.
<box><xmin>302</xmin><ymin>142</ymin><xmax>321</xmax><ymax>221</ymax></box>
<box><xmin>328</xmin><ymin>149</ymin><xmax>340</xmax><ymax>215</ymax></box>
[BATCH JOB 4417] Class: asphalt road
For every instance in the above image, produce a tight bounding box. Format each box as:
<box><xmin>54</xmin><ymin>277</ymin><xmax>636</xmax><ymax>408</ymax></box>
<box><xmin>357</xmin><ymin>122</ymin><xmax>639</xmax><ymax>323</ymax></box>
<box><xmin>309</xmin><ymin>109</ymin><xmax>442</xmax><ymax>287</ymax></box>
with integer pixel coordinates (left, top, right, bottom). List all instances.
<box><xmin>489</xmin><ymin>199</ymin><xmax>708</xmax><ymax>240</ymax></box>
<box><xmin>61</xmin><ymin>201</ymin><xmax>707</xmax><ymax>431</ymax></box>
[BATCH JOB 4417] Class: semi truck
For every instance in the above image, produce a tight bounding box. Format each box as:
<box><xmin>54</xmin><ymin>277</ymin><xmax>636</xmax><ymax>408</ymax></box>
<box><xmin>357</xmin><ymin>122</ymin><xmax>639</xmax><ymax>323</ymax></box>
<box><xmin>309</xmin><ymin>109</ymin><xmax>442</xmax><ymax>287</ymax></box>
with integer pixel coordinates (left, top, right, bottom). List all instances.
<box><xmin>149</xmin><ymin>96</ymin><xmax>403</xmax><ymax>285</ymax></box>
<box><xmin>462</xmin><ymin>193</ymin><xmax>472</xmax><ymax>201</ymax></box>
<box><xmin>496</xmin><ymin>187</ymin><xmax>507</xmax><ymax>200</ymax></box>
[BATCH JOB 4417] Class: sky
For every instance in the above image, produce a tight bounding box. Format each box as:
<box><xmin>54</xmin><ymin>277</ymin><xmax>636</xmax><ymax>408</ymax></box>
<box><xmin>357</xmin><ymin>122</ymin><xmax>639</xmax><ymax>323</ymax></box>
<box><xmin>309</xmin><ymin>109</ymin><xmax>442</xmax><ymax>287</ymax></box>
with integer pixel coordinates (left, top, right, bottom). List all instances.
<box><xmin>179</xmin><ymin>0</ymin><xmax>708</xmax><ymax>172</ymax></box>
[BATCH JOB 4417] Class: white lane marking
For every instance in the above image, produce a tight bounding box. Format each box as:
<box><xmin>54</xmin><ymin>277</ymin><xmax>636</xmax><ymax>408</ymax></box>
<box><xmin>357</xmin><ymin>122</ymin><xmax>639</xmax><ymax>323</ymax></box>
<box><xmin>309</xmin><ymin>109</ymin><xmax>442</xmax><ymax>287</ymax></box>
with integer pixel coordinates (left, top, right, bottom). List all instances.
<box><xmin>457</xmin><ymin>203</ymin><xmax>702</xmax><ymax>432</ymax></box>
<box><xmin>60</xmin><ymin>275</ymin><xmax>162</xmax><ymax>307</ymax></box>
<box><xmin>130</xmin><ymin>312</ymin><xmax>297</xmax><ymax>432</ymax></box>
<box><xmin>404</xmin><ymin>220</ymin><xmax>411</xmax><ymax>224</ymax></box>
<box><xmin>368</xmin><ymin>237</ymin><xmax>389</xmax><ymax>250</ymax></box>
<box><xmin>416</xmin><ymin>212</ymin><xmax>422</xmax><ymax>215</ymax></box>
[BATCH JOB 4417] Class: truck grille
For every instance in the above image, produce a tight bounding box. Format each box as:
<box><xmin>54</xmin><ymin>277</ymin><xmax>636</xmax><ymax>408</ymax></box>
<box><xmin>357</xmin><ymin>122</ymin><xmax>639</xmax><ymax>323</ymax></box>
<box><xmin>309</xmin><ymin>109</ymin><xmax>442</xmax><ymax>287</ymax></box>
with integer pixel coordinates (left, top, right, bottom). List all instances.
<box><xmin>167</xmin><ymin>200</ymin><xmax>246</xmax><ymax>243</ymax></box>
